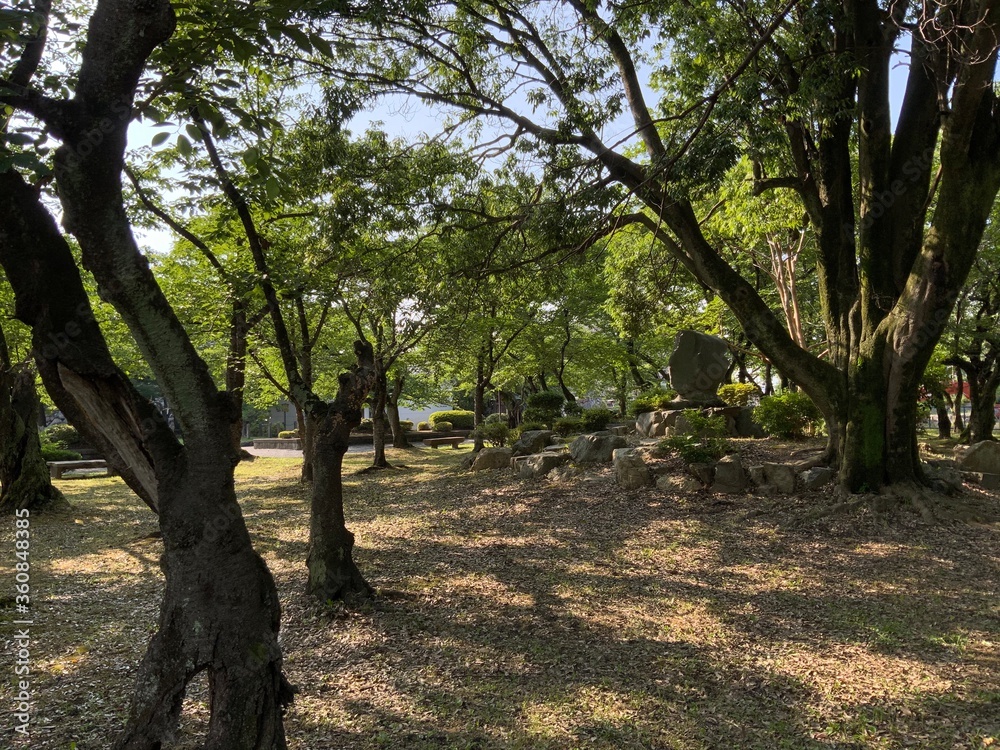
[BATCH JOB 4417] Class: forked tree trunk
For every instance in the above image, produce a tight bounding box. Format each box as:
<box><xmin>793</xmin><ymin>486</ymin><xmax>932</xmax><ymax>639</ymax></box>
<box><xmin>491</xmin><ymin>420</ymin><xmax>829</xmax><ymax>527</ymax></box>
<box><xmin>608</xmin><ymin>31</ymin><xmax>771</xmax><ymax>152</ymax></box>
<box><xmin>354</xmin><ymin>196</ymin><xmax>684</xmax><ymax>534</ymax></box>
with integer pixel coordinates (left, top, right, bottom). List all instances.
<box><xmin>0</xmin><ymin>357</ymin><xmax>67</xmax><ymax>514</ymax></box>
<box><xmin>115</xmin><ymin>456</ymin><xmax>293</xmax><ymax>750</ymax></box>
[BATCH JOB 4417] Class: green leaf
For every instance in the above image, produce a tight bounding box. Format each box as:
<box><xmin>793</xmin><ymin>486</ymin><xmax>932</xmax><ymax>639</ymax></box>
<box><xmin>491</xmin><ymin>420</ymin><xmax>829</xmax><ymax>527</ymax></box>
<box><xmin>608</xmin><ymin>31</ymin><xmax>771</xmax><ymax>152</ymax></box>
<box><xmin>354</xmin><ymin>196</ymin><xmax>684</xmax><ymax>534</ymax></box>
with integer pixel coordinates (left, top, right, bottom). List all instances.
<box><xmin>177</xmin><ymin>134</ymin><xmax>192</xmax><ymax>157</ymax></box>
<box><xmin>151</xmin><ymin>131</ymin><xmax>171</xmax><ymax>147</ymax></box>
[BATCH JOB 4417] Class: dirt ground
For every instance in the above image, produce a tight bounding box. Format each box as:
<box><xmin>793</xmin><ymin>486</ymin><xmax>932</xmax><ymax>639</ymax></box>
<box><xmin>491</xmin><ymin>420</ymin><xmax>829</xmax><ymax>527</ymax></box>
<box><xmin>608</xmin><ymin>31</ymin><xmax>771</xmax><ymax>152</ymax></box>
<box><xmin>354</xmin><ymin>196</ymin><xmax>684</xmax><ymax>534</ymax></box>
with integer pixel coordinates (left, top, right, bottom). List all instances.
<box><xmin>2</xmin><ymin>441</ymin><xmax>999</xmax><ymax>749</ymax></box>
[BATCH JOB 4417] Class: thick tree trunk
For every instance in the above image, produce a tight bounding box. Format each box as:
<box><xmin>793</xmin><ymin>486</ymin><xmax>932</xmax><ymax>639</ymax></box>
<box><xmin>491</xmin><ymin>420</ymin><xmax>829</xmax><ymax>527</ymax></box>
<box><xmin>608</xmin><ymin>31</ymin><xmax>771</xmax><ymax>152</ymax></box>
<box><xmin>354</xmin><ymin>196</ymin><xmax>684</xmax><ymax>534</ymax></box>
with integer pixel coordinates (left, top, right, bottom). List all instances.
<box><xmin>114</xmin><ymin>455</ymin><xmax>292</xmax><ymax>750</ymax></box>
<box><xmin>226</xmin><ymin>302</ymin><xmax>249</xmax><ymax>454</ymax></box>
<box><xmin>306</xmin><ymin>366</ymin><xmax>375</xmax><ymax>602</ymax></box>
<box><xmin>954</xmin><ymin>369</ymin><xmax>966</xmax><ymax>433</ymax></box>
<box><xmin>967</xmin><ymin>376</ymin><xmax>999</xmax><ymax>442</ymax></box>
<box><xmin>931</xmin><ymin>391</ymin><xmax>952</xmax><ymax>439</ymax></box>
<box><xmin>0</xmin><ymin>359</ymin><xmax>67</xmax><ymax>514</ymax></box>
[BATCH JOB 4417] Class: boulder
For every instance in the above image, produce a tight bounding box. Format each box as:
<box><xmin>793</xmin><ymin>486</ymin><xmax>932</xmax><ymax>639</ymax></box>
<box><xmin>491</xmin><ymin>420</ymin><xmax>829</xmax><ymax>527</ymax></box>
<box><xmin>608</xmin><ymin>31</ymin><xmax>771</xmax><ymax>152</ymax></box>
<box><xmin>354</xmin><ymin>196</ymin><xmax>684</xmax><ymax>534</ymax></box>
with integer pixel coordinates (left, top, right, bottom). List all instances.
<box><xmin>667</xmin><ymin>330</ymin><xmax>730</xmax><ymax>403</ymax></box>
<box><xmin>471</xmin><ymin>447</ymin><xmax>513</xmax><ymax>471</ymax></box>
<box><xmin>657</xmin><ymin>474</ymin><xmax>702</xmax><ymax>492</ymax></box>
<box><xmin>636</xmin><ymin>411</ymin><xmax>663</xmax><ymax>437</ymax></box>
<box><xmin>713</xmin><ymin>454</ymin><xmax>747</xmax><ymax>493</ymax></box>
<box><xmin>799</xmin><ymin>466</ymin><xmax>835</xmax><ymax>490</ymax></box>
<box><xmin>517</xmin><ymin>452</ymin><xmax>571</xmax><ymax>479</ymax></box>
<box><xmin>549</xmin><ymin>464</ymin><xmax>582</xmax><ymax>482</ymax></box>
<box><xmin>923</xmin><ymin>459</ymin><xmax>963</xmax><ymax>493</ymax></box>
<box><xmin>686</xmin><ymin>462</ymin><xmax>715</xmax><ymax>486</ymax></box>
<box><xmin>613</xmin><ymin>448</ymin><xmax>652</xmax><ymax>489</ymax></box>
<box><xmin>734</xmin><ymin>407</ymin><xmax>765</xmax><ymax>438</ymax></box>
<box><xmin>749</xmin><ymin>463</ymin><xmax>797</xmax><ymax>494</ymax></box>
<box><xmin>962</xmin><ymin>471</ymin><xmax>1000</xmax><ymax>489</ymax></box>
<box><xmin>511</xmin><ymin>430</ymin><xmax>556</xmax><ymax>456</ymax></box>
<box><xmin>957</xmin><ymin>441</ymin><xmax>1000</xmax><ymax>474</ymax></box>
<box><xmin>570</xmin><ymin>431</ymin><xmax>628</xmax><ymax>463</ymax></box>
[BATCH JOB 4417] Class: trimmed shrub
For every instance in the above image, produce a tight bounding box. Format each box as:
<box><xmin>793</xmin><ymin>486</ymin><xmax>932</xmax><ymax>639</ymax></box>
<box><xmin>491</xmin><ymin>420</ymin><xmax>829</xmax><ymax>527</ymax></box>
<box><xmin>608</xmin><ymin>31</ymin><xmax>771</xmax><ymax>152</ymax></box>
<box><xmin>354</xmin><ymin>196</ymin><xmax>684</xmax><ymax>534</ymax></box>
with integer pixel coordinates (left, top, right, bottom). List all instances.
<box><xmin>355</xmin><ymin>418</ymin><xmax>374</xmax><ymax>433</ymax></box>
<box><xmin>434</xmin><ymin>421</ymin><xmax>454</xmax><ymax>432</ymax></box>
<box><xmin>41</xmin><ymin>445</ymin><xmax>83</xmax><ymax>462</ymax></box>
<box><xmin>753</xmin><ymin>391</ymin><xmax>822</xmax><ymax>438</ymax></box>
<box><xmin>429</xmin><ymin>410</ymin><xmax>475</xmax><ymax>429</ymax></box>
<box><xmin>417</xmin><ymin>421</ymin><xmax>432</xmax><ymax>431</ymax></box>
<box><xmin>553</xmin><ymin>416</ymin><xmax>584</xmax><ymax>436</ymax></box>
<box><xmin>581</xmin><ymin>407</ymin><xmax>614</xmax><ymax>432</ymax></box>
<box><xmin>659</xmin><ymin>434</ymin><xmax>730</xmax><ymax>464</ymax></box>
<box><xmin>717</xmin><ymin>383</ymin><xmax>759</xmax><ymax>407</ymax></box>
<box><xmin>525</xmin><ymin>390</ymin><xmax>565</xmax><ymax>426</ymax></box>
<box><xmin>562</xmin><ymin>400</ymin><xmax>583</xmax><ymax>416</ymax></box>
<box><xmin>43</xmin><ymin>423</ymin><xmax>81</xmax><ymax>447</ymax></box>
<box><xmin>629</xmin><ymin>386</ymin><xmax>677</xmax><ymax>416</ymax></box>
<box><xmin>521</xmin><ymin>407</ymin><xmax>552</xmax><ymax>427</ymax></box>
<box><xmin>515</xmin><ymin>422</ymin><xmax>547</xmax><ymax>436</ymax></box>
<box><xmin>473</xmin><ymin>421</ymin><xmax>510</xmax><ymax>447</ymax></box>
<box><xmin>485</xmin><ymin>412</ymin><xmax>508</xmax><ymax>425</ymax></box>
<box><xmin>277</xmin><ymin>430</ymin><xmax>299</xmax><ymax>439</ymax></box>
<box><xmin>398</xmin><ymin>420</ymin><xmax>414</xmax><ymax>431</ymax></box>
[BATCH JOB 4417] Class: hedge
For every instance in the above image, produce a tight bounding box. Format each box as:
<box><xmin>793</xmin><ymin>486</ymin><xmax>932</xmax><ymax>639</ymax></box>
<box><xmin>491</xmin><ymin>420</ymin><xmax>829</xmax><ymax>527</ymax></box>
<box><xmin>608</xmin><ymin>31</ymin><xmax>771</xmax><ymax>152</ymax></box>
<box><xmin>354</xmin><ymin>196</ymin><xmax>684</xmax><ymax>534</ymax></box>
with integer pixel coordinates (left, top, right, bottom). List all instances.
<box><xmin>429</xmin><ymin>410</ymin><xmax>475</xmax><ymax>429</ymax></box>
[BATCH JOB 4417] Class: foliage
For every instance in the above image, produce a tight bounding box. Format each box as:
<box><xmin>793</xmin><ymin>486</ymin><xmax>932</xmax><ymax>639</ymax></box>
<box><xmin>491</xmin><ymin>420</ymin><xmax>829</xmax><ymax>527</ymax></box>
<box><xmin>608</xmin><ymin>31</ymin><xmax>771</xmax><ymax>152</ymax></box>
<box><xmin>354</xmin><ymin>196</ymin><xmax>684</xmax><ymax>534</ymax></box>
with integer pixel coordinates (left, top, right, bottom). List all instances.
<box><xmin>515</xmin><ymin>422</ymin><xmax>548</xmax><ymax>436</ymax></box>
<box><xmin>434</xmin><ymin>421</ymin><xmax>454</xmax><ymax>432</ymax></box>
<box><xmin>521</xmin><ymin>407</ymin><xmax>553</xmax><ymax>427</ymax></box>
<box><xmin>484</xmin><ymin>412</ymin><xmax>508</xmax><ymax>425</ymax></box>
<box><xmin>753</xmin><ymin>392</ymin><xmax>823</xmax><ymax>439</ymax></box>
<box><xmin>356</xmin><ymin>419</ymin><xmax>374</xmax><ymax>433</ymax></box>
<box><xmin>277</xmin><ymin>430</ymin><xmax>299</xmax><ymax>440</ymax></box>
<box><xmin>629</xmin><ymin>386</ymin><xmax>678</xmax><ymax>416</ymax></box>
<box><xmin>417</xmin><ymin>421</ymin><xmax>431</xmax><ymax>431</ymax></box>
<box><xmin>472</xmin><ymin>421</ymin><xmax>510</xmax><ymax>447</ymax></box>
<box><xmin>717</xmin><ymin>383</ymin><xmax>758</xmax><ymax>407</ymax></box>
<box><xmin>562</xmin><ymin>400</ymin><xmax>583</xmax><ymax>416</ymax></box>
<box><xmin>43</xmin><ymin>423</ymin><xmax>82</xmax><ymax>447</ymax></box>
<box><xmin>581</xmin><ymin>407</ymin><xmax>614</xmax><ymax>432</ymax></box>
<box><xmin>398</xmin><ymin>420</ymin><xmax>414</xmax><ymax>431</ymax></box>
<box><xmin>552</xmin><ymin>417</ymin><xmax>584</xmax><ymax>436</ymax></box>
<box><xmin>525</xmin><ymin>391</ymin><xmax>565</xmax><ymax>424</ymax></box>
<box><xmin>40</xmin><ymin>444</ymin><xmax>83</xmax><ymax>462</ymax></box>
<box><xmin>429</xmin><ymin>410</ymin><xmax>475</xmax><ymax>429</ymax></box>
<box><xmin>660</xmin><ymin>434</ymin><xmax>730</xmax><ymax>465</ymax></box>
<box><xmin>678</xmin><ymin>410</ymin><xmax>727</xmax><ymax>438</ymax></box>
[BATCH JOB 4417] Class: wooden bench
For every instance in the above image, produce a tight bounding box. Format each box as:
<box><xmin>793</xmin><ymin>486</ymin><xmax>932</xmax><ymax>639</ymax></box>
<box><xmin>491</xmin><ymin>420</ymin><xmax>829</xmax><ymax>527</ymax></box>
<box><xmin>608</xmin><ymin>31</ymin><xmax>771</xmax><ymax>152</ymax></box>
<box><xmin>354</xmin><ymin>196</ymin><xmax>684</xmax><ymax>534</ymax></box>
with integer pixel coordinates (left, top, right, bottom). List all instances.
<box><xmin>48</xmin><ymin>460</ymin><xmax>115</xmax><ymax>480</ymax></box>
<box><xmin>423</xmin><ymin>437</ymin><xmax>466</xmax><ymax>449</ymax></box>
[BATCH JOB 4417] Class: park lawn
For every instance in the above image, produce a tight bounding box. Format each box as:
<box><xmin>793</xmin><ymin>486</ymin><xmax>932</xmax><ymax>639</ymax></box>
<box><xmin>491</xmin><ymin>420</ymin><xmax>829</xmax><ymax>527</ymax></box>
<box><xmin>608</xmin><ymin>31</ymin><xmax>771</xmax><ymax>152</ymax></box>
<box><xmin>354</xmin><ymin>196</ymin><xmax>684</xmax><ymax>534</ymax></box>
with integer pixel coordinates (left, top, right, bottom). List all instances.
<box><xmin>2</xmin><ymin>444</ymin><xmax>999</xmax><ymax>749</ymax></box>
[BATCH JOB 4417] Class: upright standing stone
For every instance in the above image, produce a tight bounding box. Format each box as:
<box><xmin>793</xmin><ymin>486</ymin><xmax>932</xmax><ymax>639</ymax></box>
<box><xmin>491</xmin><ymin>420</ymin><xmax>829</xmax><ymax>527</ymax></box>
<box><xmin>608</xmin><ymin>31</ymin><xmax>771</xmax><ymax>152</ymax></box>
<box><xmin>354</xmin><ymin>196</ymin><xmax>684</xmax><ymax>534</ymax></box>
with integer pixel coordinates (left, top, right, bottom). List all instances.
<box><xmin>668</xmin><ymin>330</ymin><xmax>730</xmax><ymax>403</ymax></box>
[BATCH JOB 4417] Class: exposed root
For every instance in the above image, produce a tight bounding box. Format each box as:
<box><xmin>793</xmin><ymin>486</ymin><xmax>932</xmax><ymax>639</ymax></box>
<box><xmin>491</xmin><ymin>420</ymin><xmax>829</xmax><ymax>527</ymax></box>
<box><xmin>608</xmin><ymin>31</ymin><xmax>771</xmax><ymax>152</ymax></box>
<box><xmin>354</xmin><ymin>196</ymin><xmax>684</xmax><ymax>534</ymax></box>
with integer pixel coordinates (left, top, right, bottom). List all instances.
<box><xmin>355</xmin><ymin>462</ymin><xmax>396</xmax><ymax>475</ymax></box>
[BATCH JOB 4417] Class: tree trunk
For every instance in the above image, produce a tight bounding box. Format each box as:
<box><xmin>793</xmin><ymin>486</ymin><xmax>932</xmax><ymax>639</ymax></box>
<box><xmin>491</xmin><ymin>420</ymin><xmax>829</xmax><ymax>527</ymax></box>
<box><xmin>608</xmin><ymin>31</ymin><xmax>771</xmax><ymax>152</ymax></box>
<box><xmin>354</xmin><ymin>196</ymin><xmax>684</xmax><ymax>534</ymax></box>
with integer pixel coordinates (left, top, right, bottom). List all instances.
<box><xmin>296</xmin><ymin>402</ymin><xmax>315</xmax><ymax>482</ymax></box>
<box><xmin>370</xmin><ymin>368</ymin><xmax>391</xmax><ymax>468</ymax></box>
<box><xmin>387</xmin><ymin>375</ymin><xmax>410</xmax><ymax>449</ymax></box>
<box><xmin>931</xmin><ymin>390</ymin><xmax>952</xmax><ymax>439</ymax></box>
<box><xmin>226</xmin><ymin>302</ymin><xmax>249</xmax><ymax>454</ymax></box>
<box><xmin>954</xmin><ymin>368</ymin><xmax>965</xmax><ymax>433</ymax></box>
<box><xmin>0</xmin><ymin>354</ymin><xmax>67</xmax><ymax>514</ymax></box>
<box><xmin>304</xmin><ymin>345</ymin><xmax>376</xmax><ymax>601</ymax></box>
<box><xmin>473</xmin><ymin>360</ymin><xmax>486</xmax><ymax>453</ymax></box>
<box><xmin>966</xmin><ymin>370</ymin><xmax>1000</xmax><ymax>442</ymax></box>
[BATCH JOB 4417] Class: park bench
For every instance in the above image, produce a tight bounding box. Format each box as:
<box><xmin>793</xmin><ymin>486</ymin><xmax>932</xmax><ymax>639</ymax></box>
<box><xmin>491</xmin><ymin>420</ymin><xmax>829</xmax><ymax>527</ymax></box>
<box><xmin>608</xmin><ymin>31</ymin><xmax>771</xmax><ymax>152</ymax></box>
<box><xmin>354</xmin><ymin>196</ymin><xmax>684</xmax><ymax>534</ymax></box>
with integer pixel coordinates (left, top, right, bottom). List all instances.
<box><xmin>47</xmin><ymin>460</ymin><xmax>115</xmax><ymax>480</ymax></box>
<box><xmin>423</xmin><ymin>436</ymin><xmax>466</xmax><ymax>449</ymax></box>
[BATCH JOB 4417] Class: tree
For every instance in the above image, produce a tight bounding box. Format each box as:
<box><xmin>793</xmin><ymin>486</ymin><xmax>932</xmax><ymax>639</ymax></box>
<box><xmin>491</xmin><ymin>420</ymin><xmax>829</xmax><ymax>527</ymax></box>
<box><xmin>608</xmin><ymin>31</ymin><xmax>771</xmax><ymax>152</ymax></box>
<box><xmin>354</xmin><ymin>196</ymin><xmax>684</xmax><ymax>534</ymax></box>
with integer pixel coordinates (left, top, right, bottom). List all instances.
<box><xmin>357</xmin><ymin>0</ymin><xmax>1000</xmax><ymax>496</ymax></box>
<box><xmin>1</xmin><ymin>1</ymin><xmax>293</xmax><ymax>745</ymax></box>
<box><xmin>0</xmin><ymin>308</ymin><xmax>66</xmax><ymax>513</ymax></box>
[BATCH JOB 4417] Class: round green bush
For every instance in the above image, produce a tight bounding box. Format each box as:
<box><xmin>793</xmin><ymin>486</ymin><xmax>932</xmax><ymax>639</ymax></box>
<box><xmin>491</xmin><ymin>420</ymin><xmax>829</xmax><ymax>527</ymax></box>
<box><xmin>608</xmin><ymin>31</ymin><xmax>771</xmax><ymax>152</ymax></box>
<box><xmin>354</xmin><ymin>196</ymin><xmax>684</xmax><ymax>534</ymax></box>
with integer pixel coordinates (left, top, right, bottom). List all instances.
<box><xmin>628</xmin><ymin>386</ymin><xmax>677</xmax><ymax>416</ymax></box>
<box><xmin>43</xmin><ymin>423</ymin><xmax>81</xmax><ymax>447</ymax></box>
<box><xmin>484</xmin><ymin>412</ymin><xmax>508</xmax><ymax>425</ymax></box>
<box><xmin>434</xmin><ymin>421</ymin><xmax>454</xmax><ymax>432</ymax></box>
<box><xmin>429</xmin><ymin>410</ymin><xmax>475</xmax><ymax>429</ymax></box>
<box><xmin>473</xmin><ymin>421</ymin><xmax>510</xmax><ymax>447</ymax></box>
<box><xmin>398</xmin><ymin>420</ymin><xmax>414</xmax><ymax>431</ymax></box>
<box><xmin>581</xmin><ymin>407</ymin><xmax>614</xmax><ymax>432</ymax></box>
<box><xmin>355</xmin><ymin>418</ymin><xmax>374</xmax><ymax>433</ymax></box>
<box><xmin>753</xmin><ymin>391</ymin><xmax>822</xmax><ymax>438</ymax></box>
<box><xmin>516</xmin><ymin>422</ymin><xmax>547</xmax><ymax>434</ymax></box>
<box><xmin>553</xmin><ymin>416</ymin><xmax>583</xmax><ymax>436</ymax></box>
<box><xmin>277</xmin><ymin>430</ymin><xmax>299</xmax><ymax>439</ymax></box>
<box><xmin>417</xmin><ymin>421</ymin><xmax>432</xmax><ymax>431</ymax></box>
